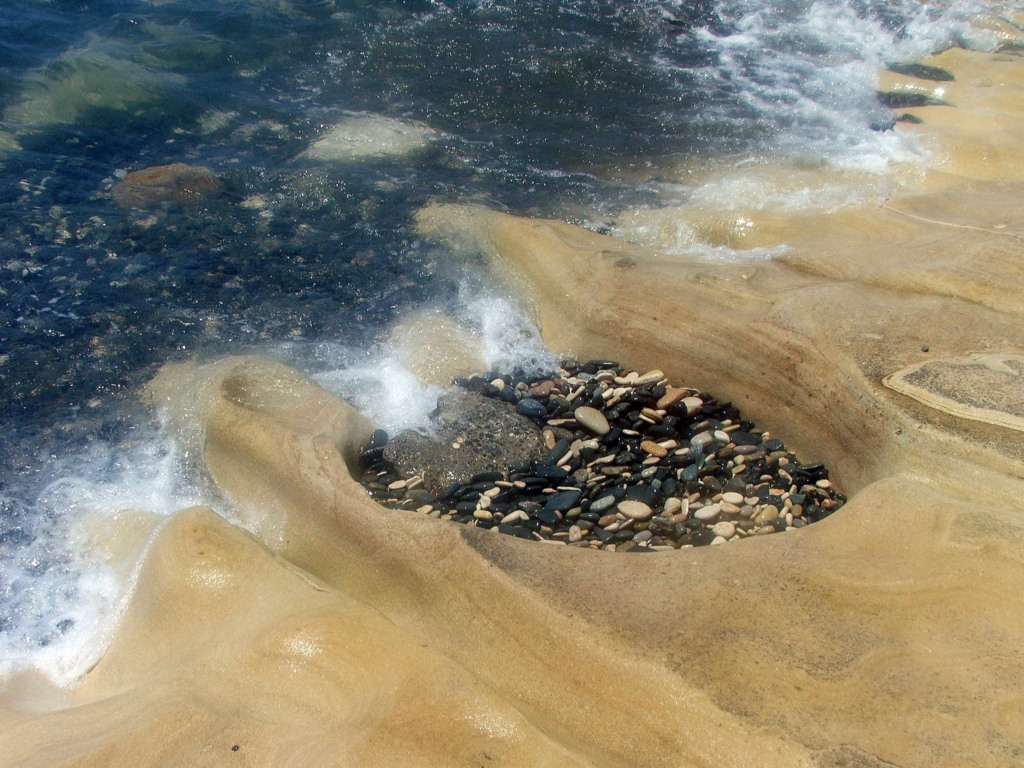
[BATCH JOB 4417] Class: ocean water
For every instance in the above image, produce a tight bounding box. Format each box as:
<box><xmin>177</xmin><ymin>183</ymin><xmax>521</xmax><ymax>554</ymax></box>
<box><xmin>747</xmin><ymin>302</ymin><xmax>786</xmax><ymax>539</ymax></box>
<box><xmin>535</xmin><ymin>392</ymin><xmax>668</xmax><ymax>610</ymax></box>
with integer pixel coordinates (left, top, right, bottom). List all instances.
<box><xmin>0</xmin><ymin>0</ymin><xmax>1007</xmax><ymax>684</ymax></box>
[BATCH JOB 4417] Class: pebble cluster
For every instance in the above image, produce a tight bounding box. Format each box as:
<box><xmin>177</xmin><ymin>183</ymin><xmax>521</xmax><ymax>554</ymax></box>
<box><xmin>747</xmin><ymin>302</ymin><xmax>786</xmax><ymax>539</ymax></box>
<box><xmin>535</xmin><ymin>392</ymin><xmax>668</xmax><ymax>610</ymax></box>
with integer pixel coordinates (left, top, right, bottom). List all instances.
<box><xmin>359</xmin><ymin>360</ymin><xmax>846</xmax><ymax>551</ymax></box>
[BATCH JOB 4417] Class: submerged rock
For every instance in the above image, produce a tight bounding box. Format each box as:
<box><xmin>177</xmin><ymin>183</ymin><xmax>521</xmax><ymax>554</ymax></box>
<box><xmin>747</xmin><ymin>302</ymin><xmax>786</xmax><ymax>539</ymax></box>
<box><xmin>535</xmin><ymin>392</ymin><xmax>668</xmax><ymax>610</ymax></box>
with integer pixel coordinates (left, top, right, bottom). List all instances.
<box><xmin>382</xmin><ymin>388</ymin><xmax>545</xmax><ymax>492</ymax></box>
<box><xmin>112</xmin><ymin>163</ymin><xmax>224</xmax><ymax>208</ymax></box>
<box><xmin>302</xmin><ymin>115</ymin><xmax>437</xmax><ymax>162</ymax></box>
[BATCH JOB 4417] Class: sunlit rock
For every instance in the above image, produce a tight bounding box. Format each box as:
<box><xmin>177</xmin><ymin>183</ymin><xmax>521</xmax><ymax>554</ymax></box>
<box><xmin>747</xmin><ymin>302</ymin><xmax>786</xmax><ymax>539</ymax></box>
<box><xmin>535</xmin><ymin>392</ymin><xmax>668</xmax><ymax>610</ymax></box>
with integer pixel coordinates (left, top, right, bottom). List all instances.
<box><xmin>302</xmin><ymin>115</ymin><xmax>437</xmax><ymax>162</ymax></box>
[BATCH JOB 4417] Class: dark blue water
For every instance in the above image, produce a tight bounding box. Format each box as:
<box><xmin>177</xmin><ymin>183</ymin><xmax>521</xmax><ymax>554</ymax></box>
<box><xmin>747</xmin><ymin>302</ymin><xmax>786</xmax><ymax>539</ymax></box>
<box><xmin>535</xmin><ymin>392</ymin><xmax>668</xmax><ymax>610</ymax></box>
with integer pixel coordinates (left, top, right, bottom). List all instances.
<box><xmin>0</xmin><ymin>0</ymin><xmax>1000</xmax><ymax>681</ymax></box>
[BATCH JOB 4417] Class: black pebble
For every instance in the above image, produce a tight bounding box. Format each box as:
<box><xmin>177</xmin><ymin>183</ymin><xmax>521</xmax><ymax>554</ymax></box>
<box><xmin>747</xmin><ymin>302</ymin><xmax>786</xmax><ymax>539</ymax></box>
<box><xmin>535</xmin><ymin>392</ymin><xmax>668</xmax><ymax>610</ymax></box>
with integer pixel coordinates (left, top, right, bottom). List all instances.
<box><xmin>516</xmin><ymin>398</ymin><xmax>547</xmax><ymax>418</ymax></box>
<box><xmin>543</xmin><ymin>489</ymin><xmax>583</xmax><ymax>512</ymax></box>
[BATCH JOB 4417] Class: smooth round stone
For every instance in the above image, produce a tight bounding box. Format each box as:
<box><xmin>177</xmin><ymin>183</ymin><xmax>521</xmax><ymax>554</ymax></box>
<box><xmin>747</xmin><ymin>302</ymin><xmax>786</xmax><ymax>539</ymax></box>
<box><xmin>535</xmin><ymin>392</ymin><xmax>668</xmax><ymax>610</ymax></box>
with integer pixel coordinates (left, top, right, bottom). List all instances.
<box><xmin>662</xmin><ymin>497</ymin><xmax>682</xmax><ymax>515</ymax></box>
<box><xmin>590</xmin><ymin>494</ymin><xmax>617</xmax><ymax>513</ymax></box>
<box><xmin>721</xmin><ymin>491</ymin><xmax>744</xmax><ymax>506</ymax></box>
<box><xmin>694</xmin><ymin>504</ymin><xmax>721</xmax><ymax>522</ymax></box>
<box><xmin>516</xmin><ymin>398</ymin><xmax>547</xmax><ymax>418</ymax></box>
<box><xmin>568</xmin><ymin>525</ymin><xmax>583</xmax><ymax>543</ymax></box>
<box><xmin>624</xmin><ymin>484</ymin><xmax>658</xmax><ymax>507</ymax></box>
<box><xmin>473</xmin><ymin>508</ymin><xmax>493</xmax><ymax>521</ymax></box>
<box><xmin>387</xmin><ymin>479</ymin><xmax>407</xmax><ymax>491</ymax></box>
<box><xmin>574</xmin><ymin>406</ymin><xmax>610</xmax><ymax>435</ymax></box>
<box><xmin>617</xmin><ymin>500</ymin><xmax>654</xmax><ymax>521</ymax></box>
<box><xmin>754</xmin><ymin>504</ymin><xmax>780</xmax><ymax>524</ymax></box>
<box><xmin>711</xmin><ymin>521</ymin><xmax>736</xmax><ymax>539</ymax></box>
<box><xmin>690</xmin><ymin>431</ymin><xmax>714</xmax><ymax>450</ymax></box>
<box><xmin>640</xmin><ymin>440</ymin><xmax>668</xmax><ymax>458</ymax></box>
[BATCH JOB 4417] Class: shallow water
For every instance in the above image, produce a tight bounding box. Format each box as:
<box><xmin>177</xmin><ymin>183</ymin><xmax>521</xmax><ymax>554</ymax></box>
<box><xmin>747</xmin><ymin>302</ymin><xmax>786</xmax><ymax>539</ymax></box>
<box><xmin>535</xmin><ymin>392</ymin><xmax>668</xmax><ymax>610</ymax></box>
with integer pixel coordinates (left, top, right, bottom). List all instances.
<box><xmin>0</xmin><ymin>0</ymin><xmax>1006</xmax><ymax>683</ymax></box>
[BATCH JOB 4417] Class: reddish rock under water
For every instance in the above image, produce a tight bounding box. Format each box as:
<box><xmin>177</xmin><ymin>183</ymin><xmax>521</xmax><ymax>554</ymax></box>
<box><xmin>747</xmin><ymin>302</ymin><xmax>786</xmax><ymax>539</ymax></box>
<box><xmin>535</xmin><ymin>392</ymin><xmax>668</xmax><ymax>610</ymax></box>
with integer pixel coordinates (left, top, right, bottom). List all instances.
<box><xmin>112</xmin><ymin>163</ymin><xmax>223</xmax><ymax>208</ymax></box>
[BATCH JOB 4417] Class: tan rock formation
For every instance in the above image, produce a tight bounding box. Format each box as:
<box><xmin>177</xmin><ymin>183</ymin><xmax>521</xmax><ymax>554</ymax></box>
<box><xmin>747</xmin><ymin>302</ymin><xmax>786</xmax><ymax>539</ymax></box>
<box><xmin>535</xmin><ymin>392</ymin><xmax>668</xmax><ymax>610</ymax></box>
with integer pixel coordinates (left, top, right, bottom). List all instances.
<box><xmin>4</xmin><ymin>37</ymin><xmax>1024</xmax><ymax>768</ymax></box>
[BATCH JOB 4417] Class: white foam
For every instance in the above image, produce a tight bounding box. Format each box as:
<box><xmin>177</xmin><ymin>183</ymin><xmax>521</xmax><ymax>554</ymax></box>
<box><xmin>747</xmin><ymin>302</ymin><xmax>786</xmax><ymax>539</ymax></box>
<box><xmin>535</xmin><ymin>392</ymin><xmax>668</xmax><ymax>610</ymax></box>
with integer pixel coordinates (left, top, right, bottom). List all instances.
<box><xmin>0</xmin><ymin>432</ymin><xmax>207</xmax><ymax>687</ymax></box>
<box><xmin>457</xmin><ymin>284</ymin><xmax>559</xmax><ymax>377</ymax></box>
<box><xmin>664</xmin><ymin>0</ymin><xmax>994</xmax><ymax>173</ymax></box>
<box><xmin>612</xmin><ymin>0</ymin><xmax>999</xmax><ymax>261</ymax></box>
<box><xmin>310</xmin><ymin>287</ymin><xmax>558</xmax><ymax>435</ymax></box>
<box><xmin>314</xmin><ymin>349</ymin><xmax>446</xmax><ymax>436</ymax></box>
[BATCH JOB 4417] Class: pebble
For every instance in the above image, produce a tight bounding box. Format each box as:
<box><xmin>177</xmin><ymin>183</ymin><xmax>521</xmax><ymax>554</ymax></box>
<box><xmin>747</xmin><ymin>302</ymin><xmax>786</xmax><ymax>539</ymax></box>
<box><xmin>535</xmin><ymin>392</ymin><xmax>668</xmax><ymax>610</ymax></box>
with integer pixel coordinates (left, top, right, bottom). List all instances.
<box><xmin>640</xmin><ymin>440</ymin><xmax>668</xmax><ymax>458</ymax></box>
<box><xmin>656</xmin><ymin>386</ymin><xmax>687</xmax><ymax>409</ymax></box>
<box><xmin>516</xmin><ymin>398</ymin><xmax>547</xmax><ymax>418</ymax></box>
<box><xmin>711</xmin><ymin>521</ymin><xmax>736</xmax><ymax>539</ymax></box>
<box><xmin>694</xmin><ymin>504</ymin><xmax>721</xmax><ymax>522</ymax></box>
<box><xmin>574</xmin><ymin>406</ymin><xmax>610</xmax><ymax>435</ymax></box>
<box><xmin>690</xmin><ymin>431</ymin><xmax>714</xmax><ymax>450</ymax></box>
<box><xmin>681</xmin><ymin>396</ymin><xmax>703</xmax><ymax>415</ymax></box>
<box><xmin>633</xmin><ymin>369</ymin><xmax>665</xmax><ymax>386</ymax></box>
<box><xmin>617</xmin><ymin>500</ymin><xmax>654</xmax><ymax>521</ymax></box>
<box><xmin>754</xmin><ymin>505</ymin><xmax>780</xmax><ymax>524</ymax></box>
<box><xmin>358</xmin><ymin>359</ymin><xmax>846</xmax><ymax>552</ymax></box>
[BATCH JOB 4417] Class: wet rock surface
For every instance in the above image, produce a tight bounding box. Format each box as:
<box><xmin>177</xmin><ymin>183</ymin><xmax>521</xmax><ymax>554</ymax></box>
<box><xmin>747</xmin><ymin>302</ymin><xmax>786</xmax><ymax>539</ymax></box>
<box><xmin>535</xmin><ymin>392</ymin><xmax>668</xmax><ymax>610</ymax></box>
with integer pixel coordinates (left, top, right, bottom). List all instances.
<box><xmin>112</xmin><ymin>163</ymin><xmax>224</xmax><ymax>208</ymax></box>
<box><xmin>360</xmin><ymin>360</ymin><xmax>846</xmax><ymax>550</ymax></box>
<box><xmin>380</xmin><ymin>388</ymin><xmax>546</xmax><ymax>492</ymax></box>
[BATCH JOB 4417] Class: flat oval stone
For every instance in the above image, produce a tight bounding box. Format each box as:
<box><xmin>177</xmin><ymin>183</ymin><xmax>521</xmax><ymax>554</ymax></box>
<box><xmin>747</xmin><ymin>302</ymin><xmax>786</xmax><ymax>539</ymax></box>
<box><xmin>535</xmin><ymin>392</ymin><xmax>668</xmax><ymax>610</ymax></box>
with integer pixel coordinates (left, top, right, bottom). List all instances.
<box><xmin>625</xmin><ymin>484</ymin><xmax>658</xmax><ymax>507</ymax></box>
<box><xmin>516</xmin><ymin>398</ymin><xmax>548</xmax><ymax>418</ymax></box>
<box><xmin>545</xmin><ymin>437</ymin><xmax>571</xmax><ymax>464</ymax></box>
<box><xmin>640</xmin><ymin>440</ymin><xmax>667</xmax><ymax>457</ymax></box>
<box><xmin>690</xmin><ymin>431</ymin><xmax>714</xmax><ymax>450</ymax></box>
<box><xmin>721</xmin><ymin>491</ymin><xmax>745</xmax><ymax>505</ymax></box>
<box><xmin>694</xmin><ymin>504</ymin><xmax>721</xmax><ymax>522</ymax></box>
<box><xmin>617</xmin><ymin>500</ymin><xmax>653</xmax><ymax>521</ymax></box>
<box><xmin>590</xmin><ymin>494</ymin><xmax>618</xmax><ymax>513</ymax></box>
<box><xmin>656</xmin><ymin>386</ymin><xmax>687</xmax><ymax>410</ymax></box>
<box><xmin>633</xmin><ymin>369</ymin><xmax>665</xmax><ymax>386</ymax></box>
<box><xmin>574</xmin><ymin>406</ymin><xmax>610</xmax><ymax>435</ymax></box>
<box><xmin>544</xmin><ymin>489</ymin><xmax>583</xmax><ymax>512</ymax></box>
